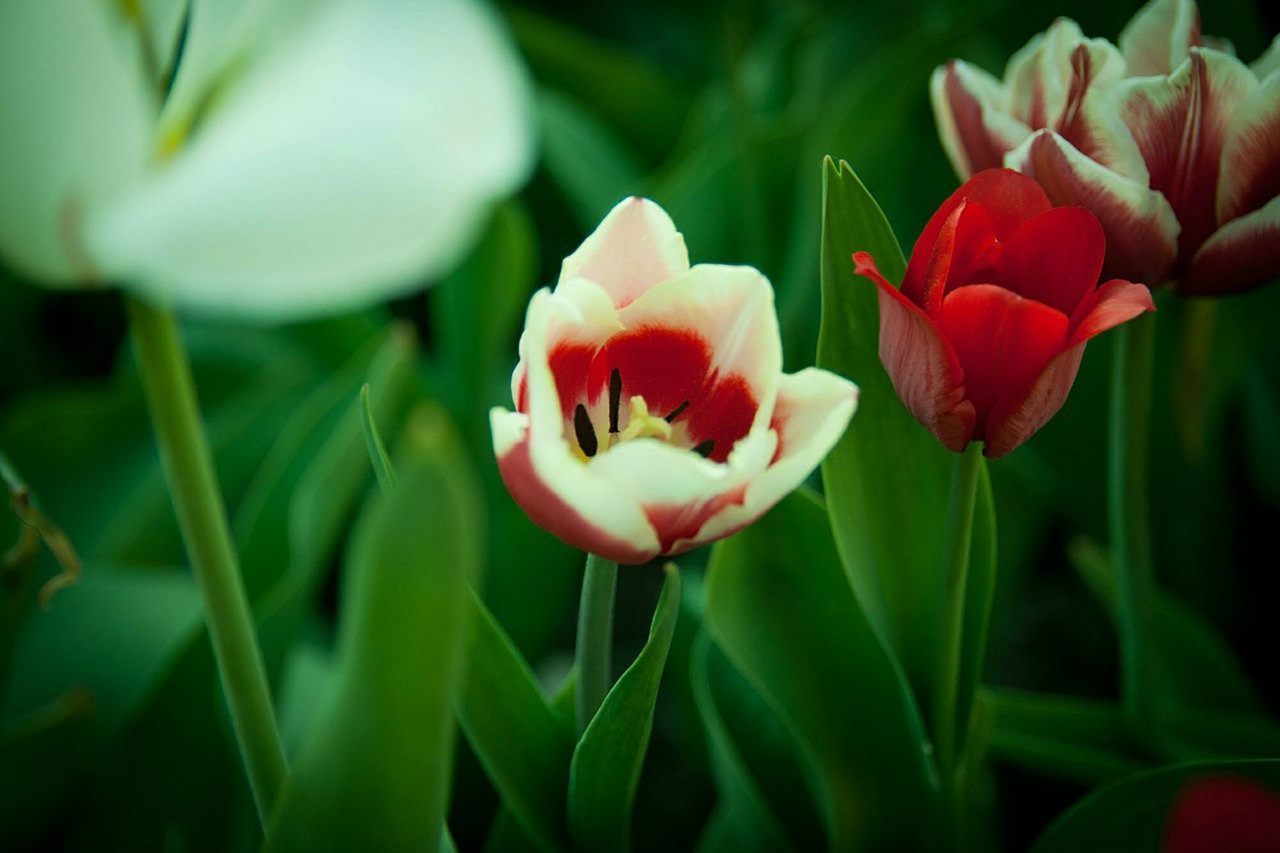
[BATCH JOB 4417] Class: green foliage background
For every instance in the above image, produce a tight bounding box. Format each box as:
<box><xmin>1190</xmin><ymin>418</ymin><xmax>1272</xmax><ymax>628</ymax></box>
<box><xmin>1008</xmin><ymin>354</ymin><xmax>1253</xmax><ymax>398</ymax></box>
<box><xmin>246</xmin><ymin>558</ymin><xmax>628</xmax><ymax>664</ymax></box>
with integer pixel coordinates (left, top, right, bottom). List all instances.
<box><xmin>1</xmin><ymin>0</ymin><xmax>1277</xmax><ymax>850</ymax></box>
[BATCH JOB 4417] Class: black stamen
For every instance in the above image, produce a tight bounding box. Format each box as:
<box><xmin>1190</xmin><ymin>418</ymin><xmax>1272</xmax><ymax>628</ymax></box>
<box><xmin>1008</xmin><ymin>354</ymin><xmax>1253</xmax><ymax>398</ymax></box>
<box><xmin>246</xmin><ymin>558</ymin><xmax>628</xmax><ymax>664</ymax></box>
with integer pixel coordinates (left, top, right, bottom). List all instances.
<box><xmin>692</xmin><ymin>439</ymin><xmax>715</xmax><ymax>458</ymax></box>
<box><xmin>574</xmin><ymin>405</ymin><xmax>598</xmax><ymax>458</ymax></box>
<box><xmin>664</xmin><ymin>400</ymin><xmax>690</xmax><ymax>423</ymax></box>
<box><xmin>608</xmin><ymin>368</ymin><xmax>622</xmax><ymax>433</ymax></box>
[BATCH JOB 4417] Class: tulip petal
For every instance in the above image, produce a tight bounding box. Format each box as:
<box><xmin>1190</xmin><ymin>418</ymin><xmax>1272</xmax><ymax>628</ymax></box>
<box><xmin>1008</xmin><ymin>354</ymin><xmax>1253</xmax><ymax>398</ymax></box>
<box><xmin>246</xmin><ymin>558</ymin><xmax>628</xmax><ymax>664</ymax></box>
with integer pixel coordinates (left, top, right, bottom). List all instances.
<box><xmin>491</xmin><ymin>410</ymin><xmax>658</xmax><ymax>565</ymax></box>
<box><xmin>1005</xmin><ymin>20</ymin><xmax>1084</xmax><ymax>131</ymax></box>
<box><xmin>1068</xmin><ymin>278</ymin><xmax>1157</xmax><ymax>344</ymax></box>
<box><xmin>939</xmin><ymin>283</ymin><xmax>1070</xmax><ymax>446</ymax></box>
<box><xmin>559</xmin><ymin>196</ymin><xmax>691</xmax><ymax>310</ymax></box>
<box><xmin>0</xmin><ymin>2</ymin><xmax>153</xmax><ymax>283</ymax></box>
<box><xmin>1181</xmin><ymin>195</ymin><xmax>1280</xmax><ymax>295</ymax></box>
<box><xmin>1252</xmin><ymin>35</ymin><xmax>1280</xmax><ymax>82</ymax></box>
<box><xmin>1117</xmin><ymin>49</ymin><xmax>1256</xmax><ymax>264</ymax></box>
<box><xmin>856</xmin><ymin>253</ymin><xmax>975</xmax><ymax>452</ymax></box>
<box><xmin>1118</xmin><ymin>0</ymin><xmax>1201</xmax><ymax>76</ymax></box>
<box><xmin>87</xmin><ymin>0</ymin><xmax>533</xmax><ymax>321</ymax></box>
<box><xmin>612</xmin><ymin>264</ymin><xmax>782</xmax><ymax>456</ymax></box>
<box><xmin>1006</xmin><ymin>129</ymin><xmax>1179</xmax><ymax>284</ymax></box>
<box><xmin>1005</xmin><ymin>19</ymin><xmax>1127</xmax><ymax>152</ymax></box>
<box><xmin>930</xmin><ymin>61</ymin><xmax>1031</xmax><ymax>179</ymax></box>
<box><xmin>587</xmin><ymin>431</ymin><xmax>773</xmax><ymax>555</ymax></box>
<box><xmin>1216</xmin><ymin>72</ymin><xmax>1280</xmax><ymax>226</ymax></box>
<box><xmin>1000</xmin><ymin>207</ymin><xmax>1105</xmax><ymax>314</ymax></box>
<box><xmin>675</xmin><ymin>368</ymin><xmax>859</xmax><ymax>552</ymax></box>
<box><xmin>902</xmin><ymin>169</ymin><xmax>1052</xmax><ymax>301</ymax></box>
<box><xmin>983</xmin><ymin>344</ymin><xmax>1086</xmax><ymax>459</ymax></box>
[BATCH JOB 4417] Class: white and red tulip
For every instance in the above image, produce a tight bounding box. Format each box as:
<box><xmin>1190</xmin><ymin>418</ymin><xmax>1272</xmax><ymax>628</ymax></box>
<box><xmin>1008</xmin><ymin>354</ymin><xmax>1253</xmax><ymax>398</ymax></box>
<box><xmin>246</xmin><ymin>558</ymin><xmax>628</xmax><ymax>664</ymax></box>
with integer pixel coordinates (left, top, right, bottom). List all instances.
<box><xmin>490</xmin><ymin>198</ymin><xmax>858</xmax><ymax>565</ymax></box>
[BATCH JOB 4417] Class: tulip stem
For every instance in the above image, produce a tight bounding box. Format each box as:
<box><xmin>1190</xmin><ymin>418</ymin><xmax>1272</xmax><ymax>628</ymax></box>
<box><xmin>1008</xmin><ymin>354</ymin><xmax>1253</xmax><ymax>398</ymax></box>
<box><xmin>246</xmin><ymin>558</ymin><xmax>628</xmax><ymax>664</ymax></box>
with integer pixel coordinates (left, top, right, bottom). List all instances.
<box><xmin>1108</xmin><ymin>312</ymin><xmax>1159</xmax><ymax>747</ymax></box>
<box><xmin>126</xmin><ymin>297</ymin><xmax>288</xmax><ymax>826</ymax></box>
<box><xmin>933</xmin><ymin>442</ymin><xmax>984</xmax><ymax>786</ymax></box>
<box><xmin>575</xmin><ymin>551</ymin><xmax>618</xmax><ymax>735</ymax></box>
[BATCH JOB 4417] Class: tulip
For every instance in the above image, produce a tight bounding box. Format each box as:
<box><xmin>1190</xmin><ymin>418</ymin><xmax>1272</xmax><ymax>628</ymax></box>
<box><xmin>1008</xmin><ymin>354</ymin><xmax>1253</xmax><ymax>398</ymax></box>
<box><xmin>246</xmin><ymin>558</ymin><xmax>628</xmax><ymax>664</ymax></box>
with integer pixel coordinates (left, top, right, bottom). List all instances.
<box><xmin>0</xmin><ymin>0</ymin><xmax>532</xmax><ymax>320</ymax></box>
<box><xmin>853</xmin><ymin>169</ymin><xmax>1154</xmax><ymax>458</ymax></box>
<box><xmin>490</xmin><ymin>198</ymin><xmax>858</xmax><ymax>564</ymax></box>
<box><xmin>1162</xmin><ymin>775</ymin><xmax>1280</xmax><ymax>853</ymax></box>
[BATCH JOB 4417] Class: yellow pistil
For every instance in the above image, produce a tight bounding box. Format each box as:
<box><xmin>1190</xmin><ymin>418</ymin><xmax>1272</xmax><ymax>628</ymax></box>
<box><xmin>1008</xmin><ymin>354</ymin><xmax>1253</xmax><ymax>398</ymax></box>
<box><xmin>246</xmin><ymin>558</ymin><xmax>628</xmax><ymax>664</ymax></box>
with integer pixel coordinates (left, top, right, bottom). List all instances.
<box><xmin>616</xmin><ymin>396</ymin><xmax>672</xmax><ymax>444</ymax></box>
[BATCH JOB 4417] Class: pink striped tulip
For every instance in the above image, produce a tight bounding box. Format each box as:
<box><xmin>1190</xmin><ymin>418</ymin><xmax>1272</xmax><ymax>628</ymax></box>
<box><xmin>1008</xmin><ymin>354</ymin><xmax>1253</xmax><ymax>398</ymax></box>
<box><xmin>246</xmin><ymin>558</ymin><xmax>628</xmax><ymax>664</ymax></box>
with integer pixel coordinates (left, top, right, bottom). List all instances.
<box><xmin>491</xmin><ymin>198</ymin><xmax>858</xmax><ymax>564</ymax></box>
<box><xmin>933</xmin><ymin>0</ymin><xmax>1280</xmax><ymax>294</ymax></box>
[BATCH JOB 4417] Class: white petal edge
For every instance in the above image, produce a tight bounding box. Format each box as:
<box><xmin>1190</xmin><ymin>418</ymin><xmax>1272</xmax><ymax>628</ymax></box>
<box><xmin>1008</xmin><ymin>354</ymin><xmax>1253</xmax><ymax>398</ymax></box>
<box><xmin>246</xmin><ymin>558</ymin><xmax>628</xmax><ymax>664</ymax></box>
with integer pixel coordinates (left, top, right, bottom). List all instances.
<box><xmin>1252</xmin><ymin>34</ymin><xmax>1280</xmax><ymax>82</ymax></box>
<box><xmin>0</xmin><ymin>2</ymin><xmax>153</xmax><ymax>283</ymax></box>
<box><xmin>558</xmin><ymin>197</ymin><xmax>691</xmax><ymax>310</ymax></box>
<box><xmin>673</xmin><ymin>368</ymin><xmax>858</xmax><ymax>552</ymax></box>
<box><xmin>1119</xmin><ymin>0</ymin><xmax>1200</xmax><ymax>76</ymax></box>
<box><xmin>87</xmin><ymin>0</ymin><xmax>534</xmax><ymax>321</ymax></box>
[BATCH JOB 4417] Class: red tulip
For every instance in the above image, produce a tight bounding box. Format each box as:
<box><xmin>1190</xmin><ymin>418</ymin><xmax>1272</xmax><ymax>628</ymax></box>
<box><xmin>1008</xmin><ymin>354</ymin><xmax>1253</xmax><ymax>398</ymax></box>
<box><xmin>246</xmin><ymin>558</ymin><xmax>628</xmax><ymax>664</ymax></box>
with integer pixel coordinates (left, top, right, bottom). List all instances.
<box><xmin>492</xmin><ymin>198</ymin><xmax>857</xmax><ymax>564</ymax></box>
<box><xmin>853</xmin><ymin>169</ymin><xmax>1154</xmax><ymax>458</ymax></box>
<box><xmin>1163</xmin><ymin>775</ymin><xmax>1280</xmax><ymax>853</ymax></box>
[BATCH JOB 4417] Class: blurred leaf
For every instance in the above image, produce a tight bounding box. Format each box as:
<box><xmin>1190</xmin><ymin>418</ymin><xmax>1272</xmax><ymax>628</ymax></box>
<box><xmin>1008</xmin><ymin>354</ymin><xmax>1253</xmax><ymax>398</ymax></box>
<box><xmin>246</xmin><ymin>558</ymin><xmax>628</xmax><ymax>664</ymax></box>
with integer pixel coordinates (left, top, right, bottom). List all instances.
<box><xmin>1070</xmin><ymin>538</ymin><xmax>1264</xmax><ymax>714</ymax></box>
<box><xmin>0</xmin><ymin>564</ymin><xmax>202</xmax><ymax>729</ymax></box>
<box><xmin>691</xmin><ymin>632</ymin><xmax>821</xmax><ymax>853</ymax></box>
<box><xmin>457</xmin><ymin>590</ymin><xmax>574</xmax><ymax>853</ymax></box>
<box><xmin>1031</xmin><ymin>759</ymin><xmax>1280</xmax><ymax>853</ymax></box>
<box><xmin>705</xmin><ymin>489</ymin><xmax>941</xmax><ymax>850</ymax></box>
<box><xmin>985</xmin><ymin>688</ymin><xmax>1148</xmax><ymax>786</ymax></box>
<box><xmin>508</xmin><ymin>8</ymin><xmax>688</xmax><ymax>158</ymax></box>
<box><xmin>265</xmin><ymin>405</ymin><xmax>482</xmax><ymax>852</ymax></box>
<box><xmin>537</xmin><ymin>88</ymin><xmax>645</xmax><ymax>232</ymax></box>
<box><xmin>569</xmin><ymin>565</ymin><xmax>681</xmax><ymax>853</ymax></box>
<box><xmin>48</xmin><ymin>324</ymin><xmax>416</xmax><ymax>852</ymax></box>
<box><xmin>816</xmin><ymin>157</ymin><xmax>954</xmax><ymax>695</ymax></box>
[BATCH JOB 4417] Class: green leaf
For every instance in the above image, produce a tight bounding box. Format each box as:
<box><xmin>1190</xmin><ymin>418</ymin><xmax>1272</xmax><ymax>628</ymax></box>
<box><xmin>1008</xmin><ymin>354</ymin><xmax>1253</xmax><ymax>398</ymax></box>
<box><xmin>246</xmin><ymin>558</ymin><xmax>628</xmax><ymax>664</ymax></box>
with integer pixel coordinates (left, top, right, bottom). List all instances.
<box><xmin>568</xmin><ymin>565</ymin><xmax>682</xmax><ymax>853</ymax></box>
<box><xmin>0</xmin><ymin>564</ymin><xmax>202</xmax><ymax>730</ymax></box>
<box><xmin>1070</xmin><ymin>538</ymin><xmax>1264</xmax><ymax>714</ymax></box>
<box><xmin>705</xmin><ymin>489</ymin><xmax>941</xmax><ymax>851</ymax></box>
<box><xmin>1032</xmin><ymin>759</ymin><xmax>1280</xmax><ymax>853</ymax></box>
<box><xmin>456</xmin><ymin>590</ymin><xmax>574</xmax><ymax>853</ymax></box>
<box><xmin>691</xmin><ymin>631</ymin><xmax>821</xmax><ymax>853</ymax></box>
<box><xmin>265</xmin><ymin>404</ymin><xmax>482</xmax><ymax>853</ymax></box>
<box><xmin>359</xmin><ymin>383</ymin><xmax>397</xmax><ymax>494</ymax></box>
<box><xmin>985</xmin><ymin>688</ymin><xmax>1148</xmax><ymax>786</ymax></box>
<box><xmin>816</xmin><ymin>156</ymin><xmax>954</xmax><ymax>693</ymax></box>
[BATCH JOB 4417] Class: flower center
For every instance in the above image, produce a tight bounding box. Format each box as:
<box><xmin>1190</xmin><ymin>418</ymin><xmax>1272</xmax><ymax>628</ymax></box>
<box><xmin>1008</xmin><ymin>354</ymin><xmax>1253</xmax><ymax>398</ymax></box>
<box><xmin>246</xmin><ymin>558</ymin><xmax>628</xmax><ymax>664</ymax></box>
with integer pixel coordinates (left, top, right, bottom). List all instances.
<box><xmin>569</xmin><ymin>368</ymin><xmax>713</xmax><ymax>462</ymax></box>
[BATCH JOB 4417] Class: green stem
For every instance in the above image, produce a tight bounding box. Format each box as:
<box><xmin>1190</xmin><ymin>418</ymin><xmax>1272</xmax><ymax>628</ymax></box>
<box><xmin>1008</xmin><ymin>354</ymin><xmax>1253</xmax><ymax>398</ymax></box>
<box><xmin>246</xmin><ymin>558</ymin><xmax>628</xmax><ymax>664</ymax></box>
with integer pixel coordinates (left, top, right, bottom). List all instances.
<box><xmin>574</xmin><ymin>551</ymin><xmax>618</xmax><ymax>735</ymax></box>
<box><xmin>933</xmin><ymin>442</ymin><xmax>984</xmax><ymax>783</ymax></box>
<box><xmin>1108</xmin><ymin>312</ymin><xmax>1159</xmax><ymax>746</ymax></box>
<box><xmin>126</xmin><ymin>297</ymin><xmax>288</xmax><ymax>826</ymax></box>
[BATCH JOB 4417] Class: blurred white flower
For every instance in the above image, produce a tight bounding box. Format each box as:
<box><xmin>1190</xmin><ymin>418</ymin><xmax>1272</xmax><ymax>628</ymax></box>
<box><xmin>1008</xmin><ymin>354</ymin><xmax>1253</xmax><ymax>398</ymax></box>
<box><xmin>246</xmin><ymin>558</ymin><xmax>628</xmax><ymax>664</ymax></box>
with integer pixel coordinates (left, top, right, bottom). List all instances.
<box><xmin>0</xmin><ymin>0</ymin><xmax>533</xmax><ymax>320</ymax></box>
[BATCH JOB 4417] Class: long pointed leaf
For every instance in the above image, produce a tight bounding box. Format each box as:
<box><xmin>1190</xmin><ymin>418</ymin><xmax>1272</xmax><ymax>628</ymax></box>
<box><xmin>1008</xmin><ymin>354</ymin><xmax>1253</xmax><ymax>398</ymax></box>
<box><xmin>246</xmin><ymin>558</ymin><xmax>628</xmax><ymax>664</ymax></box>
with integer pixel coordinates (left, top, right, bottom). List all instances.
<box><xmin>265</xmin><ymin>406</ymin><xmax>481</xmax><ymax>852</ymax></box>
<box><xmin>568</xmin><ymin>565</ymin><xmax>682</xmax><ymax>853</ymax></box>
<box><xmin>705</xmin><ymin>489</ymin><xmax>941</xmax><ymax>851</ymax></box>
